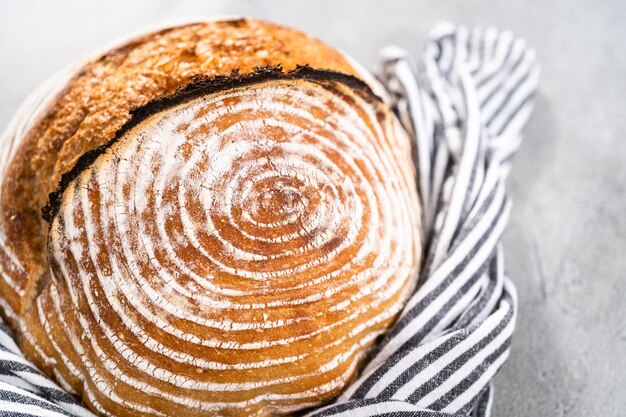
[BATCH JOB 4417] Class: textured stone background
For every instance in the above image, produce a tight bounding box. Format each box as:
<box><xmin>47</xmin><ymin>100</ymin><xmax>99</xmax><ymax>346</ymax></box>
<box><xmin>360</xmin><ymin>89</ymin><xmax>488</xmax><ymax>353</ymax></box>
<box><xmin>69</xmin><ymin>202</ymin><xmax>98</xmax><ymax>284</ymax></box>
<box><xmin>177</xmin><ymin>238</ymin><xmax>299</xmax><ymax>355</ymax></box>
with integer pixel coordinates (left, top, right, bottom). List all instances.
<box><xmin>1</xmin><ymin>1</ymin><xmax>624</xmax><ymax>416</ymax></box>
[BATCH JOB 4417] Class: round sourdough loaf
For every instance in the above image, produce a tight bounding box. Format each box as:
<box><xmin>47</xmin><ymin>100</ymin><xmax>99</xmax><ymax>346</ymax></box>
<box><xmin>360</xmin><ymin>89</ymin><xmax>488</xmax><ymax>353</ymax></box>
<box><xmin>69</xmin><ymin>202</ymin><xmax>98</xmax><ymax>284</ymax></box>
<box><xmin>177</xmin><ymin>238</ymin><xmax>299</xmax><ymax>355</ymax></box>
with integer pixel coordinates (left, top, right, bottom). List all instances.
<box><xmin>0</xmin><ymin>18</ymin><xmax>422</xmax><ymax>417</ymax></box>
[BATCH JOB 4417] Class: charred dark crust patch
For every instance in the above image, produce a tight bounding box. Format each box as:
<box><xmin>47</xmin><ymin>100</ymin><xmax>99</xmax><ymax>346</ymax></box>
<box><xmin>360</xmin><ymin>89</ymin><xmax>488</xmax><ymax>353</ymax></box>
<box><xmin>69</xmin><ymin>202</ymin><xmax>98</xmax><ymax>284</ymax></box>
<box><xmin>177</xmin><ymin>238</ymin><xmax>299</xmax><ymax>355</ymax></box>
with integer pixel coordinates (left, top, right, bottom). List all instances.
<box><xmin>41</xmin><ymin>65</ymin><xmax>385</xmax><ymax>224</ymax></box>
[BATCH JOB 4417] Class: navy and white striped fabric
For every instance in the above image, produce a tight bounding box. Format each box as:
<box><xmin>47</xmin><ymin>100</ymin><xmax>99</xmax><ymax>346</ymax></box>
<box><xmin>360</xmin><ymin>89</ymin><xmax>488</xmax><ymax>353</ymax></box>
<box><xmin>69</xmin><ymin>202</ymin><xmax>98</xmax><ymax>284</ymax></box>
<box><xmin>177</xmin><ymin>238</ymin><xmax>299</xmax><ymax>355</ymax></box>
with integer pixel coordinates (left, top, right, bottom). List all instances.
<box><xmin>0</xmin><ymin>23</ymin><xmax>538</xmax><ymax>417</ymax></box>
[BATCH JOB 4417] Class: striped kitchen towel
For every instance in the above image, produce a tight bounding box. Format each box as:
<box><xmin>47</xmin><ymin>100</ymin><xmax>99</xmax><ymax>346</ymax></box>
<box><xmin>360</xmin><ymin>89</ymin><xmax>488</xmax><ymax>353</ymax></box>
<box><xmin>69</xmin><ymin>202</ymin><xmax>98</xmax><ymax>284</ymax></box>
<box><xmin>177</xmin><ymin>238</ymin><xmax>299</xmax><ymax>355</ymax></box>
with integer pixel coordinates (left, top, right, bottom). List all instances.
<box><xmin>0</xmin><ymin>22</ymin><xmax>539</xmax><ymax>417</ymax></box>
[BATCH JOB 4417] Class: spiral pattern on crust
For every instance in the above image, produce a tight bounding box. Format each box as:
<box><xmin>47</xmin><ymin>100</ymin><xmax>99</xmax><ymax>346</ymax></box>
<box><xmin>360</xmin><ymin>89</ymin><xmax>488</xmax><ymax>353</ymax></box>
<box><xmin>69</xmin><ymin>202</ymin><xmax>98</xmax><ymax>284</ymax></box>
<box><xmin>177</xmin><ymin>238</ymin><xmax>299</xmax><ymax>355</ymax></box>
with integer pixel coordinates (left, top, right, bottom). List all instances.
<box><xmin>44</xmin><ymin>69</ymin><xmax>422</xmax><ymax>417</ymax></box>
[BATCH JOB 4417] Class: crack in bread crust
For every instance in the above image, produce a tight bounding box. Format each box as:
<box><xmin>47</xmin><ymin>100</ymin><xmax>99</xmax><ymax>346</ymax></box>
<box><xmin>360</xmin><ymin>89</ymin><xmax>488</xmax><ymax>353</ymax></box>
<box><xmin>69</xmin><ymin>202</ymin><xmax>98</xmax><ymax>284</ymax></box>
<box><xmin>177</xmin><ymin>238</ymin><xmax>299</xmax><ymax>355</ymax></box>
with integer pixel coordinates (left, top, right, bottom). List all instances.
<box><xmin>42</xmin><ymin>65</ymin><xmax>382</xmax><ymax>224</ymax></box>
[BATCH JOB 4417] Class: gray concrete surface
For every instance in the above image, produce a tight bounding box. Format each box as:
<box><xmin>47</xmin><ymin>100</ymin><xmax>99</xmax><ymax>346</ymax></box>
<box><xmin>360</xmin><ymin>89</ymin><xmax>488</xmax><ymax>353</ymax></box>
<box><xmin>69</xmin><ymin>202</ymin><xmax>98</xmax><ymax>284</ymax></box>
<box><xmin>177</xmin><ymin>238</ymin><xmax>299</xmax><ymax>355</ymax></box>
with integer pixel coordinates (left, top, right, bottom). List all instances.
<box><xmin>1</xmin><ymin>1</ymin><xmax>624</xmax><ymax>416</ymax></box>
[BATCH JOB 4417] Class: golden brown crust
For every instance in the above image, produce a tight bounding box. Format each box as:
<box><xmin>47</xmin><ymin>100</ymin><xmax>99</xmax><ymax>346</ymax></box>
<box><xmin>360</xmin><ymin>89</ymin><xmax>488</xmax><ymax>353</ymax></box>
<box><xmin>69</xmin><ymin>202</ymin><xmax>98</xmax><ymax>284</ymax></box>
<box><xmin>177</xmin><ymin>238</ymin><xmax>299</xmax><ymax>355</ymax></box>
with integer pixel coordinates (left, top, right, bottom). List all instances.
<box><xmin>0</xmin><ymin>18</ymin><xmax>358</xmax><ymax>315</ymax></box>
<box><xmin>0</xmin><ymin>18</ymin><xmax>422</xmax><ymax>417</ymax></box>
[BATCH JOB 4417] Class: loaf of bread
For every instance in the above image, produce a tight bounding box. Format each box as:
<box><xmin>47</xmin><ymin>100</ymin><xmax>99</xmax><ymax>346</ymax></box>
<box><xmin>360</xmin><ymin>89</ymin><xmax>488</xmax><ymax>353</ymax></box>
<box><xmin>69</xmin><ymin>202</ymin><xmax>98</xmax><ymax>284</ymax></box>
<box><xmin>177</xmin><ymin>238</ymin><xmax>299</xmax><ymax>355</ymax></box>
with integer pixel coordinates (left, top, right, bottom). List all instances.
<box><xmin>0</xmin><ymin>18</ymin><xmax>422</xmax><ymax>417</ymax></box>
